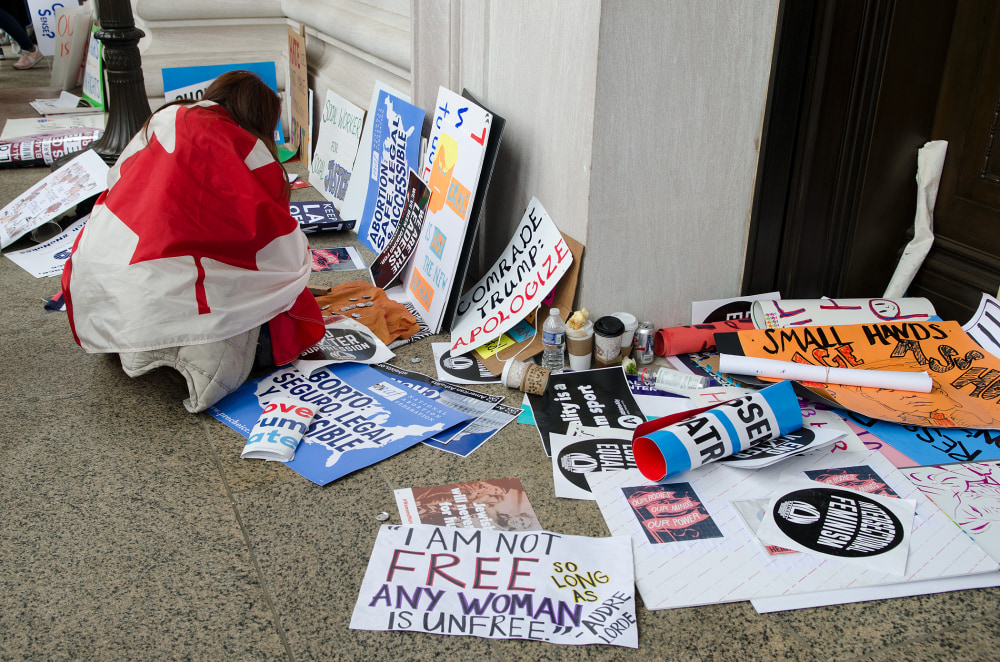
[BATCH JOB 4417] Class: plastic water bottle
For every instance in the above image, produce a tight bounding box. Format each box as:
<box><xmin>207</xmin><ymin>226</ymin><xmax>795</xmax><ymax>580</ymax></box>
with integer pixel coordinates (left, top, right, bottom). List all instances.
<box><xmin>541</xmin><ymin>308</ymin><xmax>566</xmax><ymax>371</ymax></box>
<box><xmin>637</xmin><ymin>367</ymin><xmax>709</xmax><ymax>392</ymax></box>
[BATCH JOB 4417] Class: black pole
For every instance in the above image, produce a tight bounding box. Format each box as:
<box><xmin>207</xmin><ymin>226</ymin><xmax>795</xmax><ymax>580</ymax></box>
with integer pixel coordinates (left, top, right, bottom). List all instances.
<box><xmin>86</xmin><ymin>0</ymin><xmax>152</xmax><ymax>165</ymax></box>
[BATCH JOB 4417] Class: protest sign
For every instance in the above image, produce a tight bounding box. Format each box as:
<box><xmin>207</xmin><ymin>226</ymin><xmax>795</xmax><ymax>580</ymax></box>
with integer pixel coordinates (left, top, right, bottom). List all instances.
<box><xmin>0</xmin><ymin>149</ymin><xmax>107</xmax><ymax>248</ymax></box>
<box><xmin>161</xmin><ymin>62</ymin><xmax>284</xmax><ymax>143</ymax></box>
<box><xmin>80</xmin><ymin>25</ymin><xmax>103</xmax><ymax>110</ymax></box>
<box><xmin>352</xmin><ymin>90</ymin><xmax>424</xmax><ymax>254</ymax></box>
<box><xmin>964</xmin><ymin>292</ymin><xmax>1000</xmax><ymax>360</ymax></box>
<box><xmin>309</xmin><ymin>89</ymin><xmax>364</xmax><ymax>210</ymax></box>
<box><xmin>587</xmin><ymin>448</ymin><xmax>997</xmax><ymax>610</ymax></box>
<box><xmin>27</xmin><ymin>0</ymin><xmax>67</xmax><ymax>56</ymax></box>
<box><xmin>431</xmin><ymin>342</ymin><xmax>500</xmax><ymax>385</ymax></box>
<box><xmin>50</xmin><ymin>5</ymin><xmax>92</xmax><ymax>91</ymax></box>
<box><xmin>842</xmin><ymin>411</ymin><xmax>1000</xmax><ymax>465</ymax></box>
<box><xmin>401</xmin><ymin>87</ymin><xmax>493</xmax><ymax>333</ymax></box>
<box><xmin>240</xmin><ymin>397</ymin><xmax>315</xmax><ymax>462</ymax></box>
<box><xmin>904</xmin><ymin>461</ymin><xmax>1000</xmax><ymax>563</ymax></box>
<box><xmin>527</xmin><ymin>367</ymin><xmax>646</xmax><ymax>457</ymax></box>
<box><xmin>208</xmin><ymin>363</ymin><xmax>471</xmax><ymax>485</ymax></box>
<box><xmin>550</xmin><ymin>429</ymin><xmax>636</xmax><ymax>501</ymax></box>
<box><xmin>289</xmin><ymin>201</ymin><xmax>355</xmax><ymax>233</ymax></box>
<box><xmin>5</xmin><ymin>216</ymin><xmax>86</xmax><ymax>278</ymax></box>
<box><xmin>421</xmin><ymin>404</ymin><xmax>521</xmax><ymax>457</ymax></box>
<box><xmin>691</xmin><ymin>292</ymin><xmax>780</xmax><ymax>325</ymax></box>
<box><xmin>395</xmin><ymin>477</ymin><xmax>542</xmax><ymax>531</ymax></box>
<box><xmin>369</xmin><ymin>171</ymin><xmax>428</xmax><ymax>289</ymax></box>
<box><xmin>718</xmin><ymin>425</ymin><xmax>845</xmax><ymax>470</ymax></box>
<box><xmin>293</xmin><ymin>315</ymin><xmax>394</xmax><ymax>376</ymax></box>
<box><xmin>757</xmin><ymin>476</ymin><xmax>916</xmax><ymax>575</ymax></box>
<box><xmin>310</xmin><ymin>247</ymin><xmax>365</xmax><ymax>272</ymax></box>
<box><xmin>369</xmin><ymin>363</ymin><xmax>503</xmax><ymax>444</ymax></box>
<box><xmin>719</xmin><ymin>321</ymin><xmax>1000</xmax><ymax>429</ymax></box>
<box><xmin>750</xmin><ymin>298</ymin><xmax>936</xmax><ymax>329</ymax></box>
<box><xmin>449</xmin><ymin>198</ymin><xmax>573</xmax><ymax>356</ymax></box>
<box><xmin>286</xmin><ymin>25</ymin><xmax>309</xmax><ymax>167</ymax></box>
<box><xmin>350</xmin><ymin>524</ymin><xmax>637</xmax><ymax>647</ymax></box>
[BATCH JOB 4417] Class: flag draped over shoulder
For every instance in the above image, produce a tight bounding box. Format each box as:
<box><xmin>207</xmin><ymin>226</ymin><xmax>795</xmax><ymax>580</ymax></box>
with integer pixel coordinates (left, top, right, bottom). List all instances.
<box><xmin>63</xmin><ymin>101</ymin><xmax>322</xmax><ymax>364</ymax></box>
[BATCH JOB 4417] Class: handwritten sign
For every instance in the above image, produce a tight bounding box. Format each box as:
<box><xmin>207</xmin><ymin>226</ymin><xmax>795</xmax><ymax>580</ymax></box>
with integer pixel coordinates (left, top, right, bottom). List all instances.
<box><xmin>450</xmin><ymin>197</ymin><xmax>572</xmax><ymax>355</ymax></box>
<box><xmin>309</xmin><ymin>89</ymin><xmax>364</xmax><ymax>210</ymax></box>
<box><xmin>401</xmin><ymin>87</ymin><xmax>492</xmax><ymax>332</ymax></box>
<box><xmin>728</xmin><ymin>321</ymin><xmax>1000</xmax><ymax>429</ymax></box>
<box><xmin>350</xmin><ymin>524</ymin><xmax>637</xmax><ymax>647</ymax></box>
<box><xmin>287</xmin><ymin>25</ymin><xmax>309</xmax><ymax>167</ymax></box>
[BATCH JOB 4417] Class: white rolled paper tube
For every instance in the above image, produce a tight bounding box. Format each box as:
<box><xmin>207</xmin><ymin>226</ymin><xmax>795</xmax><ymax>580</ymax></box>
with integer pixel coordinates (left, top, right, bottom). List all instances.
<box><xmin>718</xmin><ymin>353</ymin><xmax>933</xmax><ymax>393</ymax></box>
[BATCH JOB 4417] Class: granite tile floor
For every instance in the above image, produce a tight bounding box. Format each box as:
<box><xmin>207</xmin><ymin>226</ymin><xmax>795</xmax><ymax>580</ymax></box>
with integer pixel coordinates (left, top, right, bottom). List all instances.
<box><xmin>2</xmin><ymin>57</ymin><xmax>1000</xmax><ymax>662</ymax></box>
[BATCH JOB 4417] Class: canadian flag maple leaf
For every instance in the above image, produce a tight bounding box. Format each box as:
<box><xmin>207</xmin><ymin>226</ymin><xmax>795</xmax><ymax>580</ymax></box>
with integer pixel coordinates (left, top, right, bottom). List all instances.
<box><xmin>63</xmin><ymin>102</ymin><xmax>316</xmax><ymax>356</ymax></box>
<box><xmin>103</xmin><ymin>104</ymin><xmax>295</xmax><ymax>315</ymax></box>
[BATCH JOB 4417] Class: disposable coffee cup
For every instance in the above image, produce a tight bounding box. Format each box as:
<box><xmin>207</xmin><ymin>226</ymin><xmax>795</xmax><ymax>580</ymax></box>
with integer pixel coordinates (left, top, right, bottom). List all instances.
<box><xmin>566</xmin><ymin>320</ymin><xmax>594</xmax><ymax>371</ymax></box>
<box><xmin>594</xmin><ymin>315</ymin><xmax>625</xmax><ymax>363</ymax></box>
<box><xmin>613</xmin><ymin>312</ymin><xmax>638</xmax><ymax>349</ymax></box>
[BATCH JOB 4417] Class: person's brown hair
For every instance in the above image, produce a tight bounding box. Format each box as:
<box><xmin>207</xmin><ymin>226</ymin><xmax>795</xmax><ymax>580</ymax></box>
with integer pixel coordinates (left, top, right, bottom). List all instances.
<box><xmin>141</xmin><ymin>70</ymin><xmax>283</xmax><ymax>159</ymax></box>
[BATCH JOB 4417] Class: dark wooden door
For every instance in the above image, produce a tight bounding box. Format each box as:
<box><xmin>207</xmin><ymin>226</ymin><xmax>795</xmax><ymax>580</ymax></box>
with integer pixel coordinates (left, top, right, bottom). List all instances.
<box><xmin>743</xmin><ymin>0</ymin><xmax>1000</xmax><ymax>323</ymax></box>
<box><xmin>908</xmin><ymin>0</ymin><xmax>1000</xmax><ymax>321</ymax></box>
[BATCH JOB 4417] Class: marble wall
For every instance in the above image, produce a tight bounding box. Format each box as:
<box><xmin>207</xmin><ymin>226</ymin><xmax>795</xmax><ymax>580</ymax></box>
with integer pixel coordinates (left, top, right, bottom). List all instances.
<box><xmin>129</xmin><ymin>0</ymin><xmax>779</xmax><ymax>329</ymax></box>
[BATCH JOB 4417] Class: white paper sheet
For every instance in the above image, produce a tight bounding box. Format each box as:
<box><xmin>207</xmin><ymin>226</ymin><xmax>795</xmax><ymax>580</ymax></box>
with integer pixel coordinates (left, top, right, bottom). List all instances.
<box><xmin>4</xmin><ymin>217</ymin><xmax>87</xmax><ymax>277</ymax></box>
<box><xmin>587</xmin><ymin>449</ymin><xmax>997</xmax><ymax>610</ymax></box>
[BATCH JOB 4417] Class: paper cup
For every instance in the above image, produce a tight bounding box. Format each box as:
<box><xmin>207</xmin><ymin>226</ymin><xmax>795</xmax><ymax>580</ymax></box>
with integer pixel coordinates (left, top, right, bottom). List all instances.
<box><xmin>613</xmin><ymin>312</ymin><xmax>638</xmax><ymax>348</ymax></box>
<box><xmin>566</xmin><ymin>321</ymin><xmax>594</xmax><ymax>370</ymax></box>
<box><xmin>594</xmin><ymin>316</ymin><xmax>625</xmax><ymax>363</ymax></box>
<box><xmin>520</xmin><ymin>363</ymin><xmax>550</xmax><ymax>395</ymax></box>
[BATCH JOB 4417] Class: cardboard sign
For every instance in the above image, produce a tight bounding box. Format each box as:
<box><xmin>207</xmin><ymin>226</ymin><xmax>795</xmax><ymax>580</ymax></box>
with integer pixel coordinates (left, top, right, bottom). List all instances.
<box><xmin>50</xmin><ymin>5</ymin><xmax>92</xmax><ymax>91</ymax></box>
<box><xmin>401</xmin><ymin>87</ymin><xmax>492</xmax><ymax>333</ymax></box>
<box><xmin>720</xmin><ymin>321</ymin><xmax>1000</xmax><ymax>429</ymax></box>
<box><xmin>286</xmin><ymin>25</ymin><xmax>309</xmax><ymax>166</ymax></box>
<box><xmin>450</xmin><ymin>197</ymin><xmax>573</xmax><ymax>355</ymax></box>
<box><xmin>350</xmin><ymin>525</ymin><xmax>638</xmax><ymax>647</ymax></box>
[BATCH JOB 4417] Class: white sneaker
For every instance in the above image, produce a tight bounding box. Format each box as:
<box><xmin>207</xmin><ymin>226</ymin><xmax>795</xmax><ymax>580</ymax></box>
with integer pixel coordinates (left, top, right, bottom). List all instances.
<box><xmin>12</xmin><ymin>48</ymin><xmax>42</xmax><ymax>70</ymax></box>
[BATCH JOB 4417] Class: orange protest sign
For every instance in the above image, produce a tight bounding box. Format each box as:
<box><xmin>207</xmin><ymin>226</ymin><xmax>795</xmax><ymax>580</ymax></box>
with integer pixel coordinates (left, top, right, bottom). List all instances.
<box><xmin>731</xmin><ymin>321</ymin><xmax>1000</xmax><ymax>429</ymax></box>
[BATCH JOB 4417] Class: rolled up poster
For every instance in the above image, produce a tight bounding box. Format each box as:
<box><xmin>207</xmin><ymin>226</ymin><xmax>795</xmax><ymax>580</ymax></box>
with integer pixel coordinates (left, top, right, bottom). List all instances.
<box><xmin>633</xmin><ymin>381</ymin><xmax>802</xmax><ymax>481</ymax></box>
<box><xmin>241</xmin><ymin>397</ymin><xmax>317</xmax><ymax>462</ymax></box>
<box><xmin>718</xmin><ymin>353</ymin><xmax>932</xmax><ymax>393</ymax></box>
<box><xmin>654</xmin><ymin>320</ymin><xmax>754</xmax><ymax>356</ymax></box>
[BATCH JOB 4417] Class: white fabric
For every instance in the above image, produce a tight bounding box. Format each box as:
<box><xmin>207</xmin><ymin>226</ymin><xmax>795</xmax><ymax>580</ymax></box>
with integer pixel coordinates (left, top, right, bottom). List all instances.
<box><xmin>119</xmin><ymin>327</ymin><xmax>259</xmax><ymax>413</ymax></box>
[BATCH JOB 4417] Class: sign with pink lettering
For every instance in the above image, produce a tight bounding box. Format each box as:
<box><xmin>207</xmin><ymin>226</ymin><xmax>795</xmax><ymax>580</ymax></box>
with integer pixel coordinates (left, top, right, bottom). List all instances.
<box><xmin>350</xmin><ymin>524</ymin><xmax>637</xmax><ymax>647</ymax></box>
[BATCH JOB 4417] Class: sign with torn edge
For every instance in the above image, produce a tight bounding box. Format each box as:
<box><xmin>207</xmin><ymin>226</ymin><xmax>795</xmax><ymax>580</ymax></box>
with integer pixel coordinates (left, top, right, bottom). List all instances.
<box><xmin>350</xmin><ymin>524</ymin><xmax>637</xmax><ymax>647</ymax></box>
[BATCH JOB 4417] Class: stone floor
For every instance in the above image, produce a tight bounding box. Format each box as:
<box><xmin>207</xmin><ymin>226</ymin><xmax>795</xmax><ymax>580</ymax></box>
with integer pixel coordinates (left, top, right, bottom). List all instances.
<box><xmin>2</xmin><ymin>54</ymin><xmax>1000</xmax><ymax>662</ymax></box>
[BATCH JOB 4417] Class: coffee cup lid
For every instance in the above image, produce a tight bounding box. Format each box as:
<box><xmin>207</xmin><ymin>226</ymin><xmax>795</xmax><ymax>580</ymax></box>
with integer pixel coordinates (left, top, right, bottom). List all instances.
<box><xmin>595</xmin><ymin>315</ymin><xmax>625</xmax><ymax>337</ymax></box>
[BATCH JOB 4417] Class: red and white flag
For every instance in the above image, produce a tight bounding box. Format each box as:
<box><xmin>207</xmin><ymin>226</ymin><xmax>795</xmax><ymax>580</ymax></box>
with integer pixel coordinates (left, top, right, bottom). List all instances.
<box><xmin>63</xmin><ymin>102</ymin><xmax>321</xmax><ymax>362</ymax></box>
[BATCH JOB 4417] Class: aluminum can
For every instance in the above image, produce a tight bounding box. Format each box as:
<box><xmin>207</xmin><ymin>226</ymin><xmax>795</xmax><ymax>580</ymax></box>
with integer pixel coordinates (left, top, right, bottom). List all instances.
<box><xmin>633</xmin><ymin>321</ymin><xmax>655</xmax><ymax>364</ymax></box>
